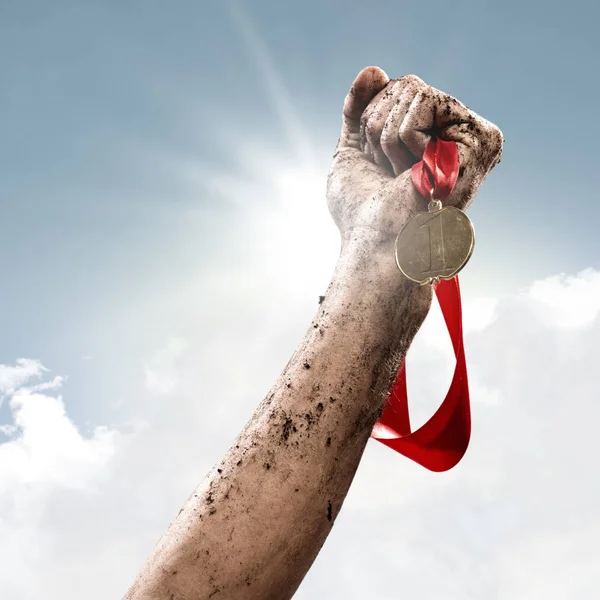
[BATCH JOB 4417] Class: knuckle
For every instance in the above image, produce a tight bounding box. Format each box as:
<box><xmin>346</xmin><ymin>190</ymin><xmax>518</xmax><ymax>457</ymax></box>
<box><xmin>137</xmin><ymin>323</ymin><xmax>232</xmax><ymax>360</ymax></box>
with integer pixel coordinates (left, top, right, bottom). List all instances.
<box><xmin>399</xmin><ymin>74</ymin><xmax>425</xmax><ymax>87</ymax></box>
<box><xmin>380</xmin><ymin>121</ymin><xmax>393</xmax><ymax>146</ymax></box>
<box><xmin>398</xmin><ymin>118</ymin><xmax>412</xmax><ymax>140</ymax></box>
<box><xmin>381</xmin><ymin>80</ymin><xmax>398</xmax><ymax>99</ymax></box>
<box><xmin>481</xmin><ymin>121</ymin><xmax>503</xmax><ymax>156</ymax></box>
<box><xmin>364</xmin><ymin>114</ymin><xmax>381</xmax><ymax>140</ymax></box>
<box><xmin>398</xmin><ymin>125</ymin><xmax>408</xmax><ymax>142</ymax></box>
<box><xmin>490</xmin><ymin>125</ymin><xmax>504</xmax><ymax>154</ymax></box>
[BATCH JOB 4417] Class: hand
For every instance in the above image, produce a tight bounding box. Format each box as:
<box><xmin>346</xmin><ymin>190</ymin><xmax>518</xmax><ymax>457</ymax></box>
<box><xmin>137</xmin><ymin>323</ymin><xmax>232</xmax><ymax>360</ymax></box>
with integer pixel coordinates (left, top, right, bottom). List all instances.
<box><xmin>327</xmin><ymin>67</ymin><xmax>503</xmax><ymax>247</ymax></box>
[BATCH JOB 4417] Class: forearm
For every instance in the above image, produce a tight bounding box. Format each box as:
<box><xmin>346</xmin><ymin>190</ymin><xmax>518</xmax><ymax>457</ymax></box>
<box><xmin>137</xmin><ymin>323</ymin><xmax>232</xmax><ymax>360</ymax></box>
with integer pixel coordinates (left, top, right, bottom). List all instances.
<box><xmin>124</xmin><ymin>232</ymin><xmax>432</xmax><ymax>600</ymax></box>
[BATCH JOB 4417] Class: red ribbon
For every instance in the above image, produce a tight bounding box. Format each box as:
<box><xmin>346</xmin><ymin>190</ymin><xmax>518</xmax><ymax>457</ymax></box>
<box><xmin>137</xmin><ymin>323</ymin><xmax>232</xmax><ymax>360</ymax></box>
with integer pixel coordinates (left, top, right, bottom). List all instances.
<box><xmin>371</xmin><ymin>138</ymin><xmax>471</xmax><ymax>472</ymax></box>
<box><xmin>411</xmin><ymin>137</ymin><xmax>461</xmax><ymax>201</ymax></box>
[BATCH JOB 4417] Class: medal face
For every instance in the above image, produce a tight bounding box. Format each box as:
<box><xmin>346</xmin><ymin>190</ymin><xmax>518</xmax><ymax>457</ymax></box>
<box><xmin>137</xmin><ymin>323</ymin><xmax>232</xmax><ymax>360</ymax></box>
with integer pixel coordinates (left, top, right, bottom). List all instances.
<box><xmin>395</xmin><ymin>206</ymin><xmax>475</xmax><ymax>285</ymax></box>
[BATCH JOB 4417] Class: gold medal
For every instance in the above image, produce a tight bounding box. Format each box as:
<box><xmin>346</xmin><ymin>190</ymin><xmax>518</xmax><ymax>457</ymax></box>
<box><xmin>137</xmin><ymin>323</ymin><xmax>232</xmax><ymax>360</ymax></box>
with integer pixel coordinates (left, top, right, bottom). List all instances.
<box><xmin>395</xmin><ymin>198</ymin><xmax>475</xmax><ymax>285</ymax></box>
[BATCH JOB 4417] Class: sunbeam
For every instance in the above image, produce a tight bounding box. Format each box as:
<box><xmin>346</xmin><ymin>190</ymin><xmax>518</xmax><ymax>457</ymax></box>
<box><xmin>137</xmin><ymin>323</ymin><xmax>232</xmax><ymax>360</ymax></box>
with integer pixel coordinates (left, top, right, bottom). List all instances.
<box><xmin>223</xmin><ymin>0</ymin><xmax>317</xmax><ymax>166</ymax></box>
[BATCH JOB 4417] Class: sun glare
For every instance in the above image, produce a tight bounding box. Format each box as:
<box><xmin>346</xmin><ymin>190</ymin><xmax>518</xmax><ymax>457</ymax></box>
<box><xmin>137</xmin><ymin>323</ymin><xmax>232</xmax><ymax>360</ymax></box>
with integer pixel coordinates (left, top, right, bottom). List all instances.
<box><xmin>236</xmin><ymin>145</ymin><xmax>341</xmax><ymax>297</ymax></box>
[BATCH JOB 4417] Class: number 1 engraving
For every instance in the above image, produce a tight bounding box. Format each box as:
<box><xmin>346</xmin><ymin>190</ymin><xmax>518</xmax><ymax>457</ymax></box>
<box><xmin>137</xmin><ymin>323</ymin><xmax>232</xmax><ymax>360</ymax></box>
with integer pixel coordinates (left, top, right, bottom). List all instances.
<box><xmin>395</xmin><ymin>206</ymin><xmax>475</xmax><ymax>284</ymax></box>
<box><xmin>419</xmin><ymin>212</ymin><xmax>451</xmax><ymax>275</ymax></box>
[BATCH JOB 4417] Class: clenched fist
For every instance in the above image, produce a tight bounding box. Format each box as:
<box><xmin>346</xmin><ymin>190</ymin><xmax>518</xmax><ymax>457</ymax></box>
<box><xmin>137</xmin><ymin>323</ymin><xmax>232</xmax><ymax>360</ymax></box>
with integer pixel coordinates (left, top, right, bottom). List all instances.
<box><xmin>327</xmin><ymin>67</ymin><xmax>503</xmax><ymax>246</ymax></box>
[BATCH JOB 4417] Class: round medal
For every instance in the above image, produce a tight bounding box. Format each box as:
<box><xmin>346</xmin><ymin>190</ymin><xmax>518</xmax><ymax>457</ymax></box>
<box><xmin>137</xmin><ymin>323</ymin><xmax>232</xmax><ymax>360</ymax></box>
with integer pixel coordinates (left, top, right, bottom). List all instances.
<box><xmin>395</xmin><ymin>202</ymin><xmax>475</xmax><ymax>285</ymax></box>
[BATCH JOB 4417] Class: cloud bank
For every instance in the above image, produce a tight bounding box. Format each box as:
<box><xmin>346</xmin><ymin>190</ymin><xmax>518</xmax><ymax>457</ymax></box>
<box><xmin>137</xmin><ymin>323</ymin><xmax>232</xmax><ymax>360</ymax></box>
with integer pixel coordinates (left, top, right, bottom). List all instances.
<box><xmin>1</xmin><ymin>266</ymin><xmax>599</xmax><ymax>599</ymax></box>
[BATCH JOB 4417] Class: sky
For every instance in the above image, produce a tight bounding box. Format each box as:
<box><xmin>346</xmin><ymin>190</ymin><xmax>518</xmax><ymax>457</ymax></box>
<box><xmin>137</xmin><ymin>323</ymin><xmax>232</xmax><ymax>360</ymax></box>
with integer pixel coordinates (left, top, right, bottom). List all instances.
<box><xmin>1</xmin><ymin>0</ymin><xmax>600</xmax><ymax>598</ymax></box>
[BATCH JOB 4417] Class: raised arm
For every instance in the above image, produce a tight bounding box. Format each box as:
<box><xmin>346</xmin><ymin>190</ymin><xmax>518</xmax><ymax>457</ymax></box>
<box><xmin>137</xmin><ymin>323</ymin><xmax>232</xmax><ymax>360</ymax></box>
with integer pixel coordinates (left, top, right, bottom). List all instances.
<box><xmin>124</xmin><ymin>67</ymin><xmax>503</xmax><ymax>600</ymax></box>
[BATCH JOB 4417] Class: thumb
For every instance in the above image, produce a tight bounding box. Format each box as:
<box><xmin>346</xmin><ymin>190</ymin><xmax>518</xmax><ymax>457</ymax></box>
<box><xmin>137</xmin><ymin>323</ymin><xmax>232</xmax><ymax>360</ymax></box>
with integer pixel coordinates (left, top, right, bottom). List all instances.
<box><xmin>336</xmin><ymin>66</ymin><xmax>389</xmax><ymax>151</ymax></box>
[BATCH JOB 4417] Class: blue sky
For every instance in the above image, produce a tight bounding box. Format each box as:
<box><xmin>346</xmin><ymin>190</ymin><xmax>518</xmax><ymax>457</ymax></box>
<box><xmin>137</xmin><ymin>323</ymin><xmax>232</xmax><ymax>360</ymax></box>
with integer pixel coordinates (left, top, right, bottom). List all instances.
<box><xmin>2</xmin><ymin>0</ymin><xmax>598</xmax><ymax>418</ymax></box>
<box><xmin>2</xmin><ymin>1</ymin><xmax>600</xmax><ymax>598</ymax></box>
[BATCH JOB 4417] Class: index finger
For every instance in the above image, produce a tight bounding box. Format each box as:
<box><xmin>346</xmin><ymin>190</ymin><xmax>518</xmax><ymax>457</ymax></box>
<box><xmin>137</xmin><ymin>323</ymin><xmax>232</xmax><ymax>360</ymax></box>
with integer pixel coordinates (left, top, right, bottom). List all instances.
<box><xmin>337</xmin><ymin>66</ymin><xmax>389</xmax><ymax>150</ymax></box>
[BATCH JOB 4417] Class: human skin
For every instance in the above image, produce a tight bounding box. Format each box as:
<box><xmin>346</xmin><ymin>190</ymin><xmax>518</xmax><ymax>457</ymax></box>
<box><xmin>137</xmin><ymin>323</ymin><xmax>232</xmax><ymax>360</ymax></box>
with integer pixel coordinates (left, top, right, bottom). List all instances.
<box><xmin>123</xmin><ymin>67</ymin><xmax>503</xmax><ymax>600</ymax></box>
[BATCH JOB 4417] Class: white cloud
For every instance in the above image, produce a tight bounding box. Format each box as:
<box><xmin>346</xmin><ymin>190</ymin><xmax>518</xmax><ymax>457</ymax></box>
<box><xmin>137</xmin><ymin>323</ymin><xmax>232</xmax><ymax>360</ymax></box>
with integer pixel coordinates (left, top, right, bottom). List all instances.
<box><xmin>528</xmin><ymin>268</ymin><xmax>600</xmax><ymax>330</ymax></box>
<box><xmin>143</xmin><ymin>336</ymin><xmax>188</xmax><ymax>395</ymax></box>
<box><xmin>2</xmin><ymin>265</ymin><xmax>599</xmax><ymax>599</ymax></box>
<box><xmin>0</xmin><ymin>388</ymin><xmax>116</xmax><ymax>490</ymax></box>
<box><xmin>0</xmin><ymin>366</ymin><xmax>122</xmax><ymax>599</ymax></box>
<box><xmin>0</xmin><ymin>358</ymin><xmax>46</xmax><ymax>405</ymax></box>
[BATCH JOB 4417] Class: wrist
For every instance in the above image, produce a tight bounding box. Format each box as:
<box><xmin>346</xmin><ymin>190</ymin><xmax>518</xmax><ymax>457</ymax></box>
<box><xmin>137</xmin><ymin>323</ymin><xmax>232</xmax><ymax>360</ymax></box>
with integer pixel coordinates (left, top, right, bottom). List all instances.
<box><xmin>318</xmin><ymin>233</ymin><xmax>433</xmax><ymax>373</ymax></box>
<box><xmin>331</xmin><ymin>232</ymin><xmax>432</xmax><ymax>313</ymax></box>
